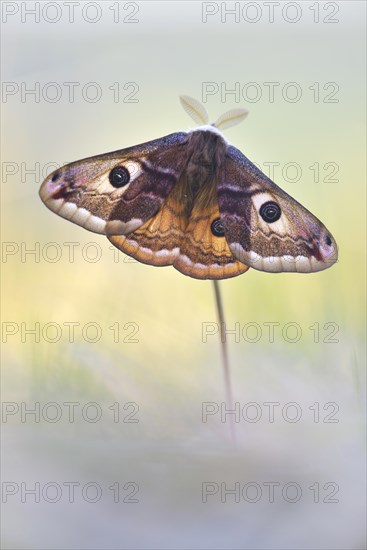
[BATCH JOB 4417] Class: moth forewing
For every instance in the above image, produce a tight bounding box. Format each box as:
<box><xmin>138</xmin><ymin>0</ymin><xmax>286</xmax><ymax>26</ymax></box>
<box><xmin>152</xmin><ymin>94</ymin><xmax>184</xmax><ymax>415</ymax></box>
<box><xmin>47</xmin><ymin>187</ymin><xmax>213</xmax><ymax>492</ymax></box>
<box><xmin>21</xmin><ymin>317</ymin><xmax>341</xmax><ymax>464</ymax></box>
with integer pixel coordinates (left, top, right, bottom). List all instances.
<box><xmin>39</xmin><ymin>132</ymin><xmax>189</xmax><ymax>236</ymax></box>
<box><xmin>218</xmin><ymin>146</ymin><xmax>338</xmax><ymax>273</ymax></box>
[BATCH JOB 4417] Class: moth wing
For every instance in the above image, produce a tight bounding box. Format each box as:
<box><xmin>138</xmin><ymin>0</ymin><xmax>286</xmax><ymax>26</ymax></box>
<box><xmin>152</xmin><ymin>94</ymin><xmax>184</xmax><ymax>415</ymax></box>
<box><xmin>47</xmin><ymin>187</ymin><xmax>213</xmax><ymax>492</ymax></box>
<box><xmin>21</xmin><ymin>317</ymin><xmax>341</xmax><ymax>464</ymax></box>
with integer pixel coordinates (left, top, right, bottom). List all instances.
<box><xmin>39</xmin><ymin>132</ymin><xmax>189</xmax><ymax>235</ymax></box>
<box><xmin>109</xmin><ymin>178</ymin><xmax>249</xmax><ymax>280</ymax></box>
<box><xmin>108</xmin><ymin>188</ymin><xmax>186</xmax><ymax>269</ymax></box>
<box><xmin>218</xmin><ymin>145</ymin><xmax>338</xmax><ymax>273</ymax></box>
<box><xmin>173</xmin><ymin>200</ymin><xmax>249</xmax><ymax>280</ymax></box>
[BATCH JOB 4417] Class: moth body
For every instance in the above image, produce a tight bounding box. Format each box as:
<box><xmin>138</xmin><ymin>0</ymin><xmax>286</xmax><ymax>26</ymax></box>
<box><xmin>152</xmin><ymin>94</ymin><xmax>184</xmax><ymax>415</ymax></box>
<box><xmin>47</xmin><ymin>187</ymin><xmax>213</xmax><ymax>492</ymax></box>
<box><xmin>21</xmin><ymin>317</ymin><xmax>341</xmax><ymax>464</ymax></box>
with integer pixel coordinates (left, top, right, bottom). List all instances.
<box><xmin>177</xmin><ymin>128</ymin><xmax>226</xmax><ymax>216</ymax></box>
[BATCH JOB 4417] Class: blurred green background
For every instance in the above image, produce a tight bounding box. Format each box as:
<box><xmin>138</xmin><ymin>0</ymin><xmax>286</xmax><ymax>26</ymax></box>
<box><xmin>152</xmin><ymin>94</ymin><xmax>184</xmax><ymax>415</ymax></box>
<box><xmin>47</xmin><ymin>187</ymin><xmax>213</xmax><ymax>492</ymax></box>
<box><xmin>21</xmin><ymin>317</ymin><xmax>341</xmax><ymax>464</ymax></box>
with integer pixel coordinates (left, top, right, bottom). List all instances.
<box><xmin>1</xmin><ymin>1</ymin><xmax>366</xmax><ymax>548</ymax></box>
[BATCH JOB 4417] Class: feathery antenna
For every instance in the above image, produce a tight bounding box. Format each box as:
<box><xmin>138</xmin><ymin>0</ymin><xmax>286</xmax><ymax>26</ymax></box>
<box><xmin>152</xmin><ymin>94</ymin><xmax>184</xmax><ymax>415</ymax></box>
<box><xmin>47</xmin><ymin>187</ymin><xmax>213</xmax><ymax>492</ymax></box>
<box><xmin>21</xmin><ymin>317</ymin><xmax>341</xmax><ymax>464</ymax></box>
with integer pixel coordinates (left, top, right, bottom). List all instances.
<box><xmin>179</xmin><ymin>95</ymin><xmax>209</xmax><ymax>125</ymax></box>
<box><xmin>213</xmin><ymin>108</ymin><xmax>249</xmax><ymax>130</ymax></box>
<box><xmin>180</xmin><ymin>95</ymin><xmax>248</xmax><ymax>130</ymax></box>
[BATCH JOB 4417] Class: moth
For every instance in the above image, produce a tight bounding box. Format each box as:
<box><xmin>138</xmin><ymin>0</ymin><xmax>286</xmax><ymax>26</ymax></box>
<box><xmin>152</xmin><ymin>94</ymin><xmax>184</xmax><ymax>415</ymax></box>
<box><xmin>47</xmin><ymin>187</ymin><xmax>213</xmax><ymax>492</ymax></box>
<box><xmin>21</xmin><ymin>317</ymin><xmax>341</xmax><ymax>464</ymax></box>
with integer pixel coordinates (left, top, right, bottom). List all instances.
<box><xmin>39</xmin><ymin>96</ymin><xmax>338</xmax><ymax>279</ymax></box>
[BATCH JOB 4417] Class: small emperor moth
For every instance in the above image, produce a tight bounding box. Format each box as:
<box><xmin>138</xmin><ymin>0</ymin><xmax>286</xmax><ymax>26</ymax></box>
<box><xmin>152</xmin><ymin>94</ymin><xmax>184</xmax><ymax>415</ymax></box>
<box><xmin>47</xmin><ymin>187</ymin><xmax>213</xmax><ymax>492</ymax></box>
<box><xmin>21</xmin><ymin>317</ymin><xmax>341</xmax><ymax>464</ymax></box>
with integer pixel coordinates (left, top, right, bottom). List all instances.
<box><xmin>39</xmin><ymin>96</ymin><xmax>338</xmax><ymax>279</ymax></box>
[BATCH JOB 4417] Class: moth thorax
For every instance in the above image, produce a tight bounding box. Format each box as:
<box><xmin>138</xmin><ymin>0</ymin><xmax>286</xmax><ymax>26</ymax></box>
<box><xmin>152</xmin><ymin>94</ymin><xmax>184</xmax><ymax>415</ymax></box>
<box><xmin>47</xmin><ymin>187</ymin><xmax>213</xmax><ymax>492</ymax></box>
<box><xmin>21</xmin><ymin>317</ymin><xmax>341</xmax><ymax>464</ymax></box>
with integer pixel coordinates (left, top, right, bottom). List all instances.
<box><xmin>187</xmin><ymin>130</ymin><xmax>226</xmax><ymax>175</ymax></box>
<box><xmin>180</xmin><ymin>130</ymin><xmax>225</xmax><ymax>212</ymax></box>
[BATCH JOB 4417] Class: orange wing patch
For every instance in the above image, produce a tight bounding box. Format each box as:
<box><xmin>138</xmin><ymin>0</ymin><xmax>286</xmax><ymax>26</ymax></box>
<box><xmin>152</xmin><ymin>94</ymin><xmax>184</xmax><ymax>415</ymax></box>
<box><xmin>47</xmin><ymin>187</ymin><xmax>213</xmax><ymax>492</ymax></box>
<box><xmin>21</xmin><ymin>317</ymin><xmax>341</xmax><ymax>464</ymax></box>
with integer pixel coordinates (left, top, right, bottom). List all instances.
<box><xmin>108</xmin><ymin>193</ymin><xmax>185</xmax><ymax>267</ymax></box>
<box><xmin>109</xmin><ymin>190</ymin><xmax>249</xmax><ymax>280</ymax></box>
<box><xmin>174</xmin><ymin>202</ymin><xmax>249</xmax><ymax>279</ymax></box>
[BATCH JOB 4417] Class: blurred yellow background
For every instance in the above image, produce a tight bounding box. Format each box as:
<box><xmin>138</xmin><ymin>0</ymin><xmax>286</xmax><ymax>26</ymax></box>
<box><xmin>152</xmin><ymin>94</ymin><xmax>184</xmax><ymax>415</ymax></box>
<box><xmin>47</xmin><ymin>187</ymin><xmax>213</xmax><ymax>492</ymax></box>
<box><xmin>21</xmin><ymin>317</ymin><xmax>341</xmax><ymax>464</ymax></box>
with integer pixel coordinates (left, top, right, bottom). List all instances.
<box><xmin>1</xmin><ymin>2</ymin><xmax>366</xmax><ymax>549</ymax></box>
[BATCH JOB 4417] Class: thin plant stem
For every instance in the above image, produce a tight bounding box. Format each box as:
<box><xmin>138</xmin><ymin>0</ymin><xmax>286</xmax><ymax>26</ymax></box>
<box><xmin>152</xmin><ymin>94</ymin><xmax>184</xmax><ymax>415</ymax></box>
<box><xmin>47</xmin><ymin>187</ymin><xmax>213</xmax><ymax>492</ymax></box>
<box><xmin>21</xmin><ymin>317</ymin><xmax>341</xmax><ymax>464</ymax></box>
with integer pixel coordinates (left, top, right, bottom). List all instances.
<box><xmin>212</xmin><ymin>280</ymin><xmax>236</xmax><ymax>444</ymax></box>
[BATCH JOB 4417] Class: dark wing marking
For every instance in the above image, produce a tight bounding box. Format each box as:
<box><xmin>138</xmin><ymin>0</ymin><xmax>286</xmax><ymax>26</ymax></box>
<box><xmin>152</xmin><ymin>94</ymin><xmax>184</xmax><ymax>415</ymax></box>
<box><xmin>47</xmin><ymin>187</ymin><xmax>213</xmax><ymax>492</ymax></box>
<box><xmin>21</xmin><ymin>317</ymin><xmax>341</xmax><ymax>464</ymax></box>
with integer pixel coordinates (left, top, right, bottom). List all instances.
<box><xmin>218</xmin><ymin>145</ymin><xmax>338</xmax><ymax>273</ymax></box>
